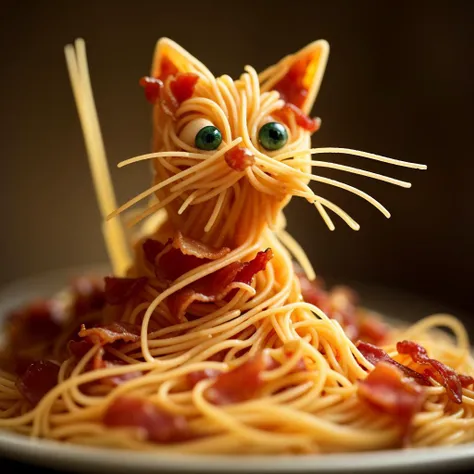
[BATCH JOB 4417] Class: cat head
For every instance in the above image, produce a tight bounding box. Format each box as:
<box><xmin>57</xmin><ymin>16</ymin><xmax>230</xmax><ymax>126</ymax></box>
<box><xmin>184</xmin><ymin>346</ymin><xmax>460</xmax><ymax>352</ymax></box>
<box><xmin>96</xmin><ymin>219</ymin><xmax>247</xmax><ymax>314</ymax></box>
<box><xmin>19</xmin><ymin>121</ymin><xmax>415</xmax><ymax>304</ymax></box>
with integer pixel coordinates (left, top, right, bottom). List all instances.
<box><xmin>112</xmin><ymin>38</ymin><xmax>425</xmax><ymax>247</ymax></box>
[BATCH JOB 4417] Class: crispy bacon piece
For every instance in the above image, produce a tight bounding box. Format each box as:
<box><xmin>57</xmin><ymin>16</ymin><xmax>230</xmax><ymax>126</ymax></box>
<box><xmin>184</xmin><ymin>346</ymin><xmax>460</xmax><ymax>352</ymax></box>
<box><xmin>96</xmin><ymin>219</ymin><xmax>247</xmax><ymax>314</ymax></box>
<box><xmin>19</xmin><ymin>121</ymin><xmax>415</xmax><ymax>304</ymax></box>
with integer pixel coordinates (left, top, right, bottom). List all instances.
<box><xmin>357</xmin><ymin>341</ymin><xmax>430</xmax><ymax>386</ymax></box>
<box><xmin>167</xmin><ymin>249</ymin><xmax>272</xmax><ymax>321</ymax></box>
<box><xmin>68</xmin><ymin>335</ymin><xmax>142</xmax><ymax>387</ymax></box>
<box><xmin>103</xmin><ymin>396</ymin><xmax>190</xmax><ymax>443</ymax></box>
<box><xmin>141</xmin><ymin>57</ymin><xmax>198</xmax><ymax>117</ymax></box>
<box><xmin>12</xmin><ymin>357</ymin><xmax>37</xmax><ymax>376</ymax></box>
<box><xmin>6</xmin><ymin>299</ymin><xmax>66</xmax><ymax>349</ymax></box>
<box><xmin>396</xmin><ymin>340</ymin><xmax>473</xmax><ymax>404</ymax></box>
<box><xmin>274</xmin><ymin>103</ymin><xmax>321</xmax><ymax>133</ymax></box>
<box><xmin>234</xmin><ymin>249</ymin><xmax>273</xmax><ymax>285</ymax></box>
<box><xmin>459</xmin><ymin>374</ymin><xmax>474</xmax><ymax>388</ymax></box>
<box><xmin>296</xmin><ymin>269</ymin><xmax>389</xmax><ymax>344</ymax></box>
<box><xmin>155</xmin><ymin>232</ymin><xmax>231</xmax><ymax>282</ymax></box>
<box><xmin>139</xmin><ymin>76</ymin><xmax>163</xmax><ymax>104</ymax></box>
<box><xmin>78</xmin><ymin>322</ymin><xmax>141</xmax><ymax>346</ymax></box>
<box><xmin>188</xmin><ymin>350</ymin><xmax>306</xmax><ymax>395</ymax></box>
<box><xmin>296</xmin><ymin>270</ymin><xmax>359</xmax><ymax>341</ymax></box>
<box><xmin>358</xmin><ymin>361</ymin><xmax>426</xmax><ymax>429</ymax></box>
<box><xmin>104</xmin><ymin>277</ymin><xmax>147</xmax><ymax>305</ymax></box>
<box><xmin>158</xmin><ymin>249</ymin><xmax>204</xmax><ymax>281</ymax></box>
<box><xmin>71</xmin><ymin>276</ymin><xmax>105</xmax><ymax>317</ymax></box>
<box><xmin>224</xmin><ymin>147</ymin><xmax>255</xmax><ymax>171</ymax></box>
<box><xmin>170</xmin><ymin>73</ymin><xmax>199</xmax><ymax>104</ymax></box>
<box><xmin>68</xmin><ymin>339</ymin><xmax>93</xmax><ymax>359</ymax></box>
<box><xmin>186</xmin><ymin>368</ymin><xmax>221</xmax><ymax>388</ymax></box>
<box><xmin>143</xmin><ymin>238</ymin><xmax>165</xmax><ymax>265</ymax></box>
<box><xmin>295</xmin><ymin>268</ymin><xmax>328</xmax><ymax>308</ymax></box>
<box><xmin>16</xmin><ymin>360</ymin><xmax>60</xmax><ymax>406</ymax></box>
<box><xmin>172</xmin><ymin>232</ymin><xmax>230</xmax><ymax>261</ymax></box>
<box><xmin>358</xmin><ymin>315</ymin><xmax>390</xmax><ymax>346</ymax></box>
<box><xmin>206</xmin><ymin>353</ymin><xmax>272</xmax><ymax>405</ymax></box>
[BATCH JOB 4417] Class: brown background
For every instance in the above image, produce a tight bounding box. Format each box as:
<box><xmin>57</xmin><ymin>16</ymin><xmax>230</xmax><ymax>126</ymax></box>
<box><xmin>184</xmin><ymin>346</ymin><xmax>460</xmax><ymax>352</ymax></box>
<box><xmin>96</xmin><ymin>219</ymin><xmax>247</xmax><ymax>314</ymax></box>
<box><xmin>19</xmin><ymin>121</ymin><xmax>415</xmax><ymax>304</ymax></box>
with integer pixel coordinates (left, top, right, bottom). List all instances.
<box><xmin>1</xmin><ymin>1</ymin><xmax>473</xmax><ymax>317</ymax></box>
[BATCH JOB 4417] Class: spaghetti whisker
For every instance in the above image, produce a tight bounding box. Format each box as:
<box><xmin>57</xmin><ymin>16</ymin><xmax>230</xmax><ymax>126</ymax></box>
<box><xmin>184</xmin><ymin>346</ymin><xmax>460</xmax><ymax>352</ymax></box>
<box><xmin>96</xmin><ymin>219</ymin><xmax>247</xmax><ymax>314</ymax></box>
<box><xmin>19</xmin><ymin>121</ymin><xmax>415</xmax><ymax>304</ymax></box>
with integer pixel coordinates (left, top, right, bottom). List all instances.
<box><xmin>293</xmin><ymin>189</ymin><xmax>360</xmax><ymax>230</ymax></box>
<box><xmin>126</xmin><ymin>190</ymin><xmax>182</xmax><ymax>228</ymax></box>
<box><xmin>108</xmin><ymin>138</ymin><xmax>242</xmax><ymax>220</ymax></box>
<box><xmin>119</xmin><ymin>151</ymin><xmax>208</xmax><ymax>168</ymax></box>
<box><xmin>307</xmin><ymin>174</ymin><xmax>390</xmax><ymax>218</ymax></box>
<box><xmin>178</xmin><ymin>191</ymin><xmax>198</xmax><ymax>215</ymax></box>
<box><xmin>284</xmin><ymin>159</ymin><xmax>412</xmax><ymax>188</ymax></box>
<box><xmin>276</xmin><ymin>147</ymin><xmax>427</xmax><ymax>170</ymax></box>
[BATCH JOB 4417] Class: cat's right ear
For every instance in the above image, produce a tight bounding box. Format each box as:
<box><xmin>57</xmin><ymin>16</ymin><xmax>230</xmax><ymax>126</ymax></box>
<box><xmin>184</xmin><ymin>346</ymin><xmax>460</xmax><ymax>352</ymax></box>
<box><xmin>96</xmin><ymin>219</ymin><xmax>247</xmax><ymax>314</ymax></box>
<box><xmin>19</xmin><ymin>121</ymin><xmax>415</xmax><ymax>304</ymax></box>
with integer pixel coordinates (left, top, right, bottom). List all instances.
<box><xmin>259</xmin><ymin>40</ymin><xmax>329</xmax><ymax>115</ymax></box>
<box><xmin>151</xmin><ymin>38</ymin><xmax>213</xmax><ymax>81</ymax></box>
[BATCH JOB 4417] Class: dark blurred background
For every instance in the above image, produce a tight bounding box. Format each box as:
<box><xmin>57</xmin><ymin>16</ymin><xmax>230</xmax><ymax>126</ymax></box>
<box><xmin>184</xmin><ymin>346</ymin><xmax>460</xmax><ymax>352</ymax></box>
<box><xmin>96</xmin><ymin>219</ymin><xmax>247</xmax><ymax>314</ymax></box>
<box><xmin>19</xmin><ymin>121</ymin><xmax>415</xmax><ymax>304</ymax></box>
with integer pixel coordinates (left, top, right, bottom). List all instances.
<box><xmin>1</xmin><ymin>1</ymin><xmax>473</xmax><ymax>318</ymax></box>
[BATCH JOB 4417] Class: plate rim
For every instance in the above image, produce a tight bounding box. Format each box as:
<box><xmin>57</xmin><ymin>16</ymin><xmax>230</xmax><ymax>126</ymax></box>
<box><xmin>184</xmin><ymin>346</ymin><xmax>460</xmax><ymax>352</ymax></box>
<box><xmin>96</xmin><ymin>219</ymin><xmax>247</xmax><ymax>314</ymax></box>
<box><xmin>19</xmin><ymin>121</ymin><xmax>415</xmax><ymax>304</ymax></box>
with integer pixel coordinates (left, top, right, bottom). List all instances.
<box><xmin>1</xmin><ymin>430</ymin><xmax>474</xmax><ymax>473</ymax></box>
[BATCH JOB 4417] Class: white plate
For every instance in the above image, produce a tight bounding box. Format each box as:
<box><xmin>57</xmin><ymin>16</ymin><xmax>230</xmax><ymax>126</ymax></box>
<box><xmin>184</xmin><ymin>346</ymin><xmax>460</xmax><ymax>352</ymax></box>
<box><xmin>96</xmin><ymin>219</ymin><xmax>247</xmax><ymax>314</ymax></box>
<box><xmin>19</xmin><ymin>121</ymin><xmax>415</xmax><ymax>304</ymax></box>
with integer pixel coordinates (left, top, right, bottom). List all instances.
<box><xmin>0</xmin><ymin>265</ymin><xmax>473</xmax><ymax>473</ymax></box>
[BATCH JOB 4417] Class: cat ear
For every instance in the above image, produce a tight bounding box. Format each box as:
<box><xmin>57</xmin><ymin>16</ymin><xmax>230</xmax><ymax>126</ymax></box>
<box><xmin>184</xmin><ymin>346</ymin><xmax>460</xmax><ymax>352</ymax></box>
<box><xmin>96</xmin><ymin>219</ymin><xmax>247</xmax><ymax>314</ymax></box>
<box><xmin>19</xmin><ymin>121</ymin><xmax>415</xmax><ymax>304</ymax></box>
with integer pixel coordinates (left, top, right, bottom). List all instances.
<box><xmin>259</xmin><ymin>40</ymin><xmax>329</xmax><ymax>115</ymax></box>
<box><xmin>151</xmin><ymin>38</ymin><xmax>213</xmax><ymax>81</ymax></box>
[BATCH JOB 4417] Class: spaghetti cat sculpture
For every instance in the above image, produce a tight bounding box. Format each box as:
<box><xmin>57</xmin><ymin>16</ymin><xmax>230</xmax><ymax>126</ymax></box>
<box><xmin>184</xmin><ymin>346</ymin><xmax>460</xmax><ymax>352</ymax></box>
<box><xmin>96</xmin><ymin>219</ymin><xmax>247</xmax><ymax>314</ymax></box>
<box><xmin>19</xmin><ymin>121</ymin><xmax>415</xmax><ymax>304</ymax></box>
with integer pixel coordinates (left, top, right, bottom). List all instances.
<box><xmin>3</xmin><ymin>38</ymin><xmax>474</xmax><ymax>454</ymax></box>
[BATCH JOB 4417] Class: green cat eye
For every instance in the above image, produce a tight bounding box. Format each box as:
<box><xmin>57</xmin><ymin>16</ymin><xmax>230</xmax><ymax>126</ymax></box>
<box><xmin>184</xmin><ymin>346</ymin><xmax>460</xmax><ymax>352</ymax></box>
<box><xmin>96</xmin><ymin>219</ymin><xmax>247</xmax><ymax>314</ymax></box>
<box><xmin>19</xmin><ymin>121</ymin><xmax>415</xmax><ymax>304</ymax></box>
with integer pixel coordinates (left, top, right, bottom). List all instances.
<box><xmin>258</xmin><ymin>122</ymin><xmax>288</xmax><ymax>151</ymax></box>
<box><xmin>195</xmin><ymin>126</ymin><xmax>222</xmax><ymax>151</ymax></box>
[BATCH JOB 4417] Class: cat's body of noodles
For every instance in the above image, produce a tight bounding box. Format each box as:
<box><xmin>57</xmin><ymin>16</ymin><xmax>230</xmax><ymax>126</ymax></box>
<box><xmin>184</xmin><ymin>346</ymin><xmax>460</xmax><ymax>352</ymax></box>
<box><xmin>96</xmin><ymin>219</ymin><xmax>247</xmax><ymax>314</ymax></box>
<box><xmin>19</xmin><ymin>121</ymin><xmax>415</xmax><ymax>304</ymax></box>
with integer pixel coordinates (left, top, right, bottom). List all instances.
<box><xmin>1</xmin><ymin>37</ymin><xmax>473</xmax><ymax>455</ymax></box>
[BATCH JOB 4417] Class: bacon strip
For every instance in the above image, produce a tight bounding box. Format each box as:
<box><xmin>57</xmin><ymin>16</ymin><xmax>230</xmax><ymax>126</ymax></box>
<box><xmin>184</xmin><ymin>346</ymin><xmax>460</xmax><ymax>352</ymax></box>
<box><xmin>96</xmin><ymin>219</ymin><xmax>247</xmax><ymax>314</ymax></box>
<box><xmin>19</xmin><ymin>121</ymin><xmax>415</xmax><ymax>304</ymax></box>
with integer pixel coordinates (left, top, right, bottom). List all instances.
<box><xmin>206</xmin><ymin>354</ymin><xmax>271</xmax><ymax>405</ymax></box>
<box><xmin>172</xmin><ymin>232</ymin><xmax>230</xmax><ymax>260</ymax></box>
<box><xmin>6</xmin><ymin>299</ymin><xmax>66</xmax><ymax>349</ymax></box>
<box><xmin>69</xmin><ymin>326</ymin><xmax>143</xmax><ymax>387</ymax></box>
<box><xmin>357</xmin><ymin>341</ymin><xmax>431</xmax><ymax>386</ymax></box>
<box><xmin>167</xmin><ymin>249</ymin><xmax>272</xmax><ymax>321</ymax></box>
<box><xmin>104</xmin><ymin>277</ymin><xmax>147</xmax><ymax>305</ymax></box>
<box><xmin>140</xmin><ymin>66</ymin><xmax>199</xmax><ymax>118</ymax></box>
<box><xmin>187</xmin><ymin>368</ymin><xmax>221</xmax><ymax>388</ymax></box>
<box><xmin>396</xmin><ymin>340</ymin><xmax>473</xmax><ymax>404</ymax></box>
<box><xmin>16</xmin><ymin>360</ymin><xmax>60</xmax><ymax>406</ymax></box>
<box><xmin>296</xmin><ymin>268</ymin><xmax>389</xmax><ymax>345</ymax></box>
<box><xmin>154</xmin><ymin>232</ymin><xmax>231</xmax><ymax>282</ymax></box>
<box><xmin>459</xmin><ymin>374</ymin><xmax>474</xmax><ymax>389</ymax></box>
<box><xmin>358</xmin><ymin>315</ymin><xmax>390</xmax><ymax>347</ymax></box>
<box><xmin>139</xmin><ymin>76</ymin><xmax>163</xmax><ymax>104</ymax></box>
<box><xmin>358</xmin><ymin>361</ymin><xmax>426</xmax><ymax>431</ymax></box>
<box><xmin>274</xmin><ymin>103</ymin><xmax>321</xmax><ymax>133</ymax></box>
<box><xmin>170</xmin><ymin>73</ymin><xmax>199</xmax><ymax>104</ymax></box>
<box><xmin>142</xmin><ymin>238</ymin><xmax>165</xmax><ymax>265</ymax></box>
<box><xmin>78</xmin><ymin>322</ymin><xmax>141</xmax><ymax>346</ymax></box>
<box><xmin>103</xmin><ymin>396</ymin><xmax>190</xmax><ymax>443</ymax></box>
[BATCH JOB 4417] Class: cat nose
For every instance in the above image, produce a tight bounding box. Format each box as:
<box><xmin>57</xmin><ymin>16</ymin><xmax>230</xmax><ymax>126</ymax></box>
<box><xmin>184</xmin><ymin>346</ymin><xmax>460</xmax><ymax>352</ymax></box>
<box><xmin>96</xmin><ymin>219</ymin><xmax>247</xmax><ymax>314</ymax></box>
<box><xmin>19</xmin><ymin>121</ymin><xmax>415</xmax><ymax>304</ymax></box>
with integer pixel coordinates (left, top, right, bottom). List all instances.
<box><xmin>224</xmin><ymin>146</ymin><xmax>255</xmax><ymax>171</ymax></box>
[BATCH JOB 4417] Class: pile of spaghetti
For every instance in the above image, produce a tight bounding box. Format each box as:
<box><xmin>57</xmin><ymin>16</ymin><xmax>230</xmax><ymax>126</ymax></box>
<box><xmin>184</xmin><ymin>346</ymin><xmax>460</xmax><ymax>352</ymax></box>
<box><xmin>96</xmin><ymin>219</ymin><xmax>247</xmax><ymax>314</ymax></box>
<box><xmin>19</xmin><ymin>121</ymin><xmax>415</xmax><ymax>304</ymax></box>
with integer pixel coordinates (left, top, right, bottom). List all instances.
<box><xmin>1</xmin><ymin>37</ymin><xmax>474</xmax><ymax>455</ymax></box>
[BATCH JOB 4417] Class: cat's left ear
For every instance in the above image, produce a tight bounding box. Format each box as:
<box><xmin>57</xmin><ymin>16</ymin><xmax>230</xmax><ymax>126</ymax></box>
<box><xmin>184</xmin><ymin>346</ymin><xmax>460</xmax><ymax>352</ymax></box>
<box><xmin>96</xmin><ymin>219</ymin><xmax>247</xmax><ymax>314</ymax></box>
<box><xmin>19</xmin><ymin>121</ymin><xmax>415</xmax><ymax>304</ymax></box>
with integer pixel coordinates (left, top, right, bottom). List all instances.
<box><xmin>259</xmin><ymin>40</ymin><xmax>329</xmax><ymax>115</ymax></box>
<box><xmin>150</xmin><ymin>38</ymin><xmax>213</xmax><ymax>81</ymax></box>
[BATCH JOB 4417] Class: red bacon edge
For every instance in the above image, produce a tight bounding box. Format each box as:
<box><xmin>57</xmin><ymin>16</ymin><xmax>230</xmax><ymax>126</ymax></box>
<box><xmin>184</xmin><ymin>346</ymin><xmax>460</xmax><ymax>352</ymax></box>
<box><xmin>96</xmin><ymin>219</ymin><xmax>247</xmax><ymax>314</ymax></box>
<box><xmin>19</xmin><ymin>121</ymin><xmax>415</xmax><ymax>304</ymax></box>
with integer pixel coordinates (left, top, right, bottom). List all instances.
<box><xmin>397</xmin><ymin>340</ymin><xmax>474</xmax><ymax>404</ymax></box>
<box><xmin>167</xmin><ymin>249</ymin><xmax>273</xmax><ymax>321</ymax></box>
<box><xmin>358</xmin><ymin>361</ymin><xmax>426</xmax><ymax>432</ymax></box>
<box><xmin>16</xmin><ymin>360</ymin><xmax>60</xmax><ymax>406</ymax></box>
<box><xmin>103</xmin><ymin>396</ymin><xmax>190</xmax><ymax>443</ymax></box>
<box><xmin>78</xmin><ymin>322</ymin><xmax>141</xmax><ymax>346</ymax></box>
<box><xmin>104</xmin><ymin>277</ymin><xmax>147</xmax><ymax>305</ymax></box>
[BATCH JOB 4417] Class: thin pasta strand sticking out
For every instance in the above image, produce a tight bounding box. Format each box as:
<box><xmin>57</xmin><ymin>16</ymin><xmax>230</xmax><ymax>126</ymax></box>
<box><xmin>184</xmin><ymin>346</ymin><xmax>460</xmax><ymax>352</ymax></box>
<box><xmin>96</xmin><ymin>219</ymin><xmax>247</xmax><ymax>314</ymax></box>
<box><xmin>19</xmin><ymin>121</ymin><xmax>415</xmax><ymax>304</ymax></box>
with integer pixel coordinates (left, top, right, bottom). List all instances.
<box><xmin>64</xmin><ymin>39</ymin><xmax>131</xmax><ymax>275</ymax></box>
